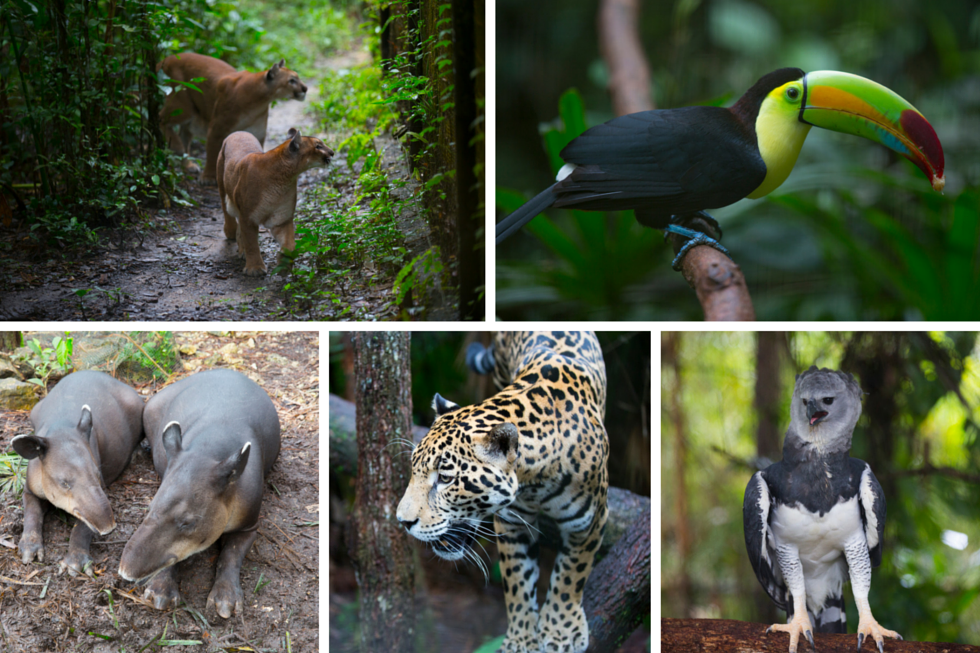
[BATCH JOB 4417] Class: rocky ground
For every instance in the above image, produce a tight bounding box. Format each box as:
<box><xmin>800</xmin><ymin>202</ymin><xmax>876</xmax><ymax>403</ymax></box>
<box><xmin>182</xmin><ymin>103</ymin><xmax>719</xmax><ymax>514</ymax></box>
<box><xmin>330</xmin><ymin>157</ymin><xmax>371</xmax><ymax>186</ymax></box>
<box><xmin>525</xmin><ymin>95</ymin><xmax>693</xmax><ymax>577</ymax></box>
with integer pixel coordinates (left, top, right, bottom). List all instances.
<box><xmin>0</xmin><ymin>331</ymin><xmax>319</xmax><ymax>652</ymax></box>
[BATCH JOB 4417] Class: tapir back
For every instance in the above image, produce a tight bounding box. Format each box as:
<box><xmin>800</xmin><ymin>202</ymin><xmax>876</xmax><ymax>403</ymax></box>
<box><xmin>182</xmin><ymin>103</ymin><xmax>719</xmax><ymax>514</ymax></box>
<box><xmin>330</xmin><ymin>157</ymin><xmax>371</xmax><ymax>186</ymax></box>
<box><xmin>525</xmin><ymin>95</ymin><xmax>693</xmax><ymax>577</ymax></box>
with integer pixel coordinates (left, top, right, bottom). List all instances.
<box><xmin>142</xmin><ymin>368</ymin><xmax>280</xmax><ymax>479</ymax></box>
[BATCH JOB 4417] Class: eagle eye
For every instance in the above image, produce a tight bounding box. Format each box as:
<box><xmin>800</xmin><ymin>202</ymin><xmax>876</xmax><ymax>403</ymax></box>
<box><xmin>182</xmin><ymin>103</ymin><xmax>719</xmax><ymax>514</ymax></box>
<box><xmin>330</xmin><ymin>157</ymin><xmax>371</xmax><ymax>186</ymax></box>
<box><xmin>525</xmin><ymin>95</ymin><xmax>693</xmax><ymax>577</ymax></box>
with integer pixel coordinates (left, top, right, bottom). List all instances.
<box><xmin>823</xmin><ymin>397</ymin><xmax>834</xmax><ymax>405</ymax></box>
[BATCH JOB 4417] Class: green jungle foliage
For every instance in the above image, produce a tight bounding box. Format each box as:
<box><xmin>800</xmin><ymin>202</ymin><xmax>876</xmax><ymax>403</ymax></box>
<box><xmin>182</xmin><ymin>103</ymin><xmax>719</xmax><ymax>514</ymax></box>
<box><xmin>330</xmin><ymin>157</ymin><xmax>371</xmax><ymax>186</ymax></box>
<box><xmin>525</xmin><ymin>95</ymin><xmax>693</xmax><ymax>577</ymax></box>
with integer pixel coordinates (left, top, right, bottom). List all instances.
<box><xmin>496</xmin><ymin>0</ymin><xmax>980</xmax><ymax>320</ymax></box>
<box><xmin>662</xmin><ymin>332</ymin><xmax>980</xmax><ymax>644</ymax></box>
<box><xmin>292</xmin><ymin>0</ymin><xmax>457</xmax><ymax>320</ymax></box>
<box><xmin>0</xmin><ymin>0</ymin><xmax>358</xmax><ymax>248</ymax></box>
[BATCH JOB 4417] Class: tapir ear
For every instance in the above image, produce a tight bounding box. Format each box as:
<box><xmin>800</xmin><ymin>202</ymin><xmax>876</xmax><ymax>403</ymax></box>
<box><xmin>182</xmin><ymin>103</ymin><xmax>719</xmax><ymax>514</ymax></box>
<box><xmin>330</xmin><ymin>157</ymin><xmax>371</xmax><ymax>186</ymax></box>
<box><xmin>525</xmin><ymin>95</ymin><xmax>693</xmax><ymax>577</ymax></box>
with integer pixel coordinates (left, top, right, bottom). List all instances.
<box><xmin>217</xmin><ymin>442</ymin><xmax>251</xmax><ymax>489</ymax></box>
<box><xmin>475</xmin><ymin>423</ymin><xmax>520</xmax><ymax>468</ymax></box>
<box><xmin>77</xmin><ymin>405</ymin><xmax>93</xmax><ymax>434</ymax></box>
<box><xmin>432</xmin><ymin>393</ymin><xmax>460</xmax><ymax>417</ymax></box>
<box><xmin>162</xmin><ymin>421</ymin><xmax>182</xmax><ymax>461</ymax></box>
<box><xmin>12</xmin><ymin>434</ymin><xmax>48</xmax><ymax>460</ymax></box>
<box><xmin>288</xmin><ymin>128</ymin><xmax>301</xmax><ymax>152</ymax></box>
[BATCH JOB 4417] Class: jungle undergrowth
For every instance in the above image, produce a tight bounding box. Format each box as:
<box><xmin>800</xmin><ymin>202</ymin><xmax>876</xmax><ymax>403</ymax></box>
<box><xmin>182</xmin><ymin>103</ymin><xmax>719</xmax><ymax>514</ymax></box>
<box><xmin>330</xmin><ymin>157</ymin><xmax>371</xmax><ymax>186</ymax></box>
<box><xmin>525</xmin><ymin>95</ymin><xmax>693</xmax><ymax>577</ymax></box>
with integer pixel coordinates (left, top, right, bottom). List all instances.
<box><xmin>281</xmin><ymin>3</ymin><xmax>454</xmax><ymax>320</ymax></box>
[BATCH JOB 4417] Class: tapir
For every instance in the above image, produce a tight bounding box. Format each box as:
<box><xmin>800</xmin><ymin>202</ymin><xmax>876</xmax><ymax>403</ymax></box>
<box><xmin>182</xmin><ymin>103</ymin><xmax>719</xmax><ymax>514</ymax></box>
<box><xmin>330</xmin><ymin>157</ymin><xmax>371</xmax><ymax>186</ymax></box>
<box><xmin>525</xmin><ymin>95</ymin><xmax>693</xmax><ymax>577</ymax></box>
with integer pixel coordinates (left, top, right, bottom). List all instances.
<box><xmin>118</xmin><ymin>369</ymin><xmax>280</xmax><ymax>618</ymax></box>
<box><xmin>13</xmin><ymin>370</ymin><xmax>144</xmax><ymax>576</ymax></box>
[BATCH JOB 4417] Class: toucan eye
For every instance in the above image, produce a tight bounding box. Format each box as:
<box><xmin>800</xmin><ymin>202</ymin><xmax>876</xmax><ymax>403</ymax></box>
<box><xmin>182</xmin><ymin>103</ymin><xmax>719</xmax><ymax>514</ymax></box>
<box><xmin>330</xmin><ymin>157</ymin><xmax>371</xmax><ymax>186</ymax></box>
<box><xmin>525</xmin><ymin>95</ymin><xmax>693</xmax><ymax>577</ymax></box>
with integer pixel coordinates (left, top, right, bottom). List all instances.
<box><xmin>823</xmin><ymin>397</ymin><xmax>834</xmax><ymax>405</ymax></box>
<box><xmin>786</xmin><ymin>86</ymin><xmax>800</xmax><ymax>101</ymax></box>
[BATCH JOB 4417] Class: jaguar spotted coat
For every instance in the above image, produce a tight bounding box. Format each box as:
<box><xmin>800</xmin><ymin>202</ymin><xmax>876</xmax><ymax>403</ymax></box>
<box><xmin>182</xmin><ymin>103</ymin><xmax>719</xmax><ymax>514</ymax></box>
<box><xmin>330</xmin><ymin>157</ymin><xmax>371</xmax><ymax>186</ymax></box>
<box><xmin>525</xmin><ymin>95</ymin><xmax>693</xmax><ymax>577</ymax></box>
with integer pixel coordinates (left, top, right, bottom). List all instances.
<box><xmin>396</xmin><ymin>331</ymin><xmax>609</xmax><ymax>653</ymax></box>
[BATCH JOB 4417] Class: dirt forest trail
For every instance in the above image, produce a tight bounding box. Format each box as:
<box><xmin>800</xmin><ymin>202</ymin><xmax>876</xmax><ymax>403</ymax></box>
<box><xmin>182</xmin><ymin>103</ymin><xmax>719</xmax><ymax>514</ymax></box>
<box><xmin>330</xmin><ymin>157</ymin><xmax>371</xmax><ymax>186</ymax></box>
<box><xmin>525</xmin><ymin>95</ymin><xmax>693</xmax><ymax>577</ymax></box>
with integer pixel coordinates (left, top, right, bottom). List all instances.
<box><xmin>0</xmin><ymin>46</ymin><xmax>436</xmax><ymax>321</ymax></box>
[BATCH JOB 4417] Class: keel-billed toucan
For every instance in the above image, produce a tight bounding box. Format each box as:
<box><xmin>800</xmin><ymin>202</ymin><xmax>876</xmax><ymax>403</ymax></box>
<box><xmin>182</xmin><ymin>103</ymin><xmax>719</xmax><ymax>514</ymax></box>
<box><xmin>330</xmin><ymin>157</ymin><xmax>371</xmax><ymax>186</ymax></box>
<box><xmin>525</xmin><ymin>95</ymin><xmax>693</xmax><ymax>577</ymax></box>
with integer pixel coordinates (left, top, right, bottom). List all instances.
<box><xmin>496</xmin><ymin>68</ymin><xmax>946</xmax><ymax>268</ymax></box>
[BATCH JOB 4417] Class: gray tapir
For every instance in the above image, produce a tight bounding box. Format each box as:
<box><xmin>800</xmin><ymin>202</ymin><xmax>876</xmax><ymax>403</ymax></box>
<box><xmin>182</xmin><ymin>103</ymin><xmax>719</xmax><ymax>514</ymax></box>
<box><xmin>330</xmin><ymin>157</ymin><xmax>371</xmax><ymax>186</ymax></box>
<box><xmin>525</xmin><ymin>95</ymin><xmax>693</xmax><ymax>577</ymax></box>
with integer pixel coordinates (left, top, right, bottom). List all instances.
<box><xmin>118</xmin><ymin>369</ymin><xmax>280</xmax><ymax>618</ymax></box>
<box><xmin>13</xmin><ymin>370</ymin><xmax>144</xmax><ymax>576</ymax></box>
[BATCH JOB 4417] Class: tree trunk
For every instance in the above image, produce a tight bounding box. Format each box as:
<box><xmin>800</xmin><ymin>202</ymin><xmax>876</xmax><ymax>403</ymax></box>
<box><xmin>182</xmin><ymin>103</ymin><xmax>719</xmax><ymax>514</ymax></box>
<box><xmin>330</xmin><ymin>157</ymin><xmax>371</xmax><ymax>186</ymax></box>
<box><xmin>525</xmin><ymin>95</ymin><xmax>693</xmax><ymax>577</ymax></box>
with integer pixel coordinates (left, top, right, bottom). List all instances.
<box><xmin>662</xmin><ymin>332</ymin><xmax>692</xmax><ymax>616</ymax></box>
<box><xmin>662</xmin><ymin>618</ymin><xmax>980</xmax><ymax>652</ymax></box>
<box><xmin>584</xmin><ymin>501</ymin><xmax>651</xmax><ymax>652</ymax></box>
<box><xmin>0</xmin><ymin>332</ymin><xmax>21</xmax><ymax>351</ymax></box>
<box><xmin>348</xmin><ymin>332</ymin><xmax>419</xmax><ymax>653</ymax></box>
<box><xmin>754</xmin><ymin>332</ymin><xmax>783</xmax><ymax>461</ymax></box>
<box><xmin>453</xmin><ymin>0</ymin><xmax>484</xmax><ymax>321</ymax></box>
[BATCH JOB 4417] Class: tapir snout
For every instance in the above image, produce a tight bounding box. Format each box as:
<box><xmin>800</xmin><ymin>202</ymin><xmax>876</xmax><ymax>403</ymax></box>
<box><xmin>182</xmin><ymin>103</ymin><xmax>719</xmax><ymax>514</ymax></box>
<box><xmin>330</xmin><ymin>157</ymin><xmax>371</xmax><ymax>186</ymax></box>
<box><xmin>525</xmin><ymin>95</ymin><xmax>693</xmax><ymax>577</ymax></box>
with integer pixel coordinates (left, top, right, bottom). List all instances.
<box><xmin>71</xmin><ymin>484</ymin><xmax>116</xmax><ymax>536</ymax></box>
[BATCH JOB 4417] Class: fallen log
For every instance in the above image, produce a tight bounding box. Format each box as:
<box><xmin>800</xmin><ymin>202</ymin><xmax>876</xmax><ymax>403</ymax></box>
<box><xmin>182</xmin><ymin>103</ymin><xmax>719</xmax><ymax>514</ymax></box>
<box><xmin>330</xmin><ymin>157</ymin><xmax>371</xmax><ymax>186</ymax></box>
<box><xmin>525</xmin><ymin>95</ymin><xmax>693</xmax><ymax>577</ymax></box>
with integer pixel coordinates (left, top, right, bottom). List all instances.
<box><xmin>661</xmin><ymin>618</ymin><xmax>980</xmax><ymax>652</ymax></box>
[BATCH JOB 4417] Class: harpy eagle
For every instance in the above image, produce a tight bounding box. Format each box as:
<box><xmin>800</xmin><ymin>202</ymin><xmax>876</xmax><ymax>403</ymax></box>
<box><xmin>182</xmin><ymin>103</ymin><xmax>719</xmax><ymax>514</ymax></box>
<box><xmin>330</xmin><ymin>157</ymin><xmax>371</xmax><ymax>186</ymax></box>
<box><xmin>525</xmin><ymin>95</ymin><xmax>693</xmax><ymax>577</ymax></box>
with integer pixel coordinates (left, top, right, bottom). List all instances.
<box><xmin>743</xmin><ymin>366</ymin><xmax>901</xmax><ymax>653</ymax></box>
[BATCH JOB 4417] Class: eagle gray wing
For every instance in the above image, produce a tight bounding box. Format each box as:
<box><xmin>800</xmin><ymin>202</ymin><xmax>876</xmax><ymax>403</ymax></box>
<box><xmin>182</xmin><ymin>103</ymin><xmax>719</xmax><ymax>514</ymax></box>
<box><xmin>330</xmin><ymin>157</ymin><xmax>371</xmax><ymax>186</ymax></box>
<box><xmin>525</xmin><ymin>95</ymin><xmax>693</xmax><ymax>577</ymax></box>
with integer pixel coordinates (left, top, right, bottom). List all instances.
<box><xmin>743</xmin><ymin>469</ymin><xmax>788</xmax><ymax>612</ymax></box>
<box><xmin>854</xmin><ymin>459</ymin><xmax>886</xmax><ymax>566</ymax></box>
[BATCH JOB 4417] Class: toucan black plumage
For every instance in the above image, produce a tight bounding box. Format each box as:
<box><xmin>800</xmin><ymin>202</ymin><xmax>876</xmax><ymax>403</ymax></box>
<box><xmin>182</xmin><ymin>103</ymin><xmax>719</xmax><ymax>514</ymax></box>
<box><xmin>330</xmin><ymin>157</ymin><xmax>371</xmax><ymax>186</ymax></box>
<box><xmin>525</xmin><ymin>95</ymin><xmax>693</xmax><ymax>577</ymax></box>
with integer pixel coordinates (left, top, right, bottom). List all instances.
<box><xmin>497</xmin><ymin>68</ymin><xmax>946</xmax><ymax>269</ymax></box>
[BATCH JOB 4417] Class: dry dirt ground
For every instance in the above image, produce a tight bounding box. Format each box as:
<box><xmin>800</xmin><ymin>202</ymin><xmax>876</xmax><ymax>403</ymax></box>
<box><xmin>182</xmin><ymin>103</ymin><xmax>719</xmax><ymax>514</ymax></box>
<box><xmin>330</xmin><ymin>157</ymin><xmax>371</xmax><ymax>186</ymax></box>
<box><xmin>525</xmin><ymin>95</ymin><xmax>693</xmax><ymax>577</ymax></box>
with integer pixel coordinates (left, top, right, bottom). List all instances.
<box><xmin>0</xmin><ymin>49</ymin><xmax>447</xmax><ymax>321</ymax></box>
<box><xmin>0</xmin><ymin>331</ymin><xmax>319</xmax><ymax>652</ymax></box>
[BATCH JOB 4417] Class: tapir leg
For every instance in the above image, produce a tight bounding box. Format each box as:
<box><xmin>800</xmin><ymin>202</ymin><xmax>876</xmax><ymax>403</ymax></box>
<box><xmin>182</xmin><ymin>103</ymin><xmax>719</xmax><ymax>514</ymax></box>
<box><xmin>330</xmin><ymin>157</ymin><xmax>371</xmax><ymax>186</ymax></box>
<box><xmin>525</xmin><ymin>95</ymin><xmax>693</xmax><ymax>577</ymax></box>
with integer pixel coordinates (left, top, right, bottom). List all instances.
<box><xmin>18</xmin><ymin>489</ymin><xmax>46</xmax><ymax>564</ymax></box>
<box><xmin>61</xmin><ymin>522</ymin><xmax>96</xmax><ymax>577</ymax></box>
<box><xmin>144</xmin><ymin>565</ymin><xmax>181</xmax><ymax>611</ymax></box>
<box><xmin>206</xmin><ymin>529</ymin><xmax>258</xmax><ymax>619</ymax></box>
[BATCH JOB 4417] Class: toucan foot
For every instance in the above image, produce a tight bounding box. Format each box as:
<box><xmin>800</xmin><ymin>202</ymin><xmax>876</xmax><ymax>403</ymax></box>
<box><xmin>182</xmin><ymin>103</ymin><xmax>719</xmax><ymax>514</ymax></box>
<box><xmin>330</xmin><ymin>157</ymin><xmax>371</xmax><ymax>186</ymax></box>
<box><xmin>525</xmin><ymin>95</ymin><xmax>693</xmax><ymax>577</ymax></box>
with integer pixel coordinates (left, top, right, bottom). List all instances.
<box><xmin>663</xmin><ymin>225</ymin><xmax>733</xmax><ymax>271</ymax></box>
<box><xmin>669</xmin><ymin>210</ymin><xmax>724</xmax><ymax>240</ymax></box>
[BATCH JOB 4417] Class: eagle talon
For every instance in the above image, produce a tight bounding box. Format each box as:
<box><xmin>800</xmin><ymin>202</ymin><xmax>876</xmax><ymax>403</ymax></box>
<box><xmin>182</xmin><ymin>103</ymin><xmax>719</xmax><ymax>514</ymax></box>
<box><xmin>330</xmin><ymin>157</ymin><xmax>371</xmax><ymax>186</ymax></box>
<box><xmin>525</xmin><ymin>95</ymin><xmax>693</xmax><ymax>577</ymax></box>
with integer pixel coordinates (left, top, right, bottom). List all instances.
<box><xmin>805</xmin><ymin>630</ymin><xmax>815</xmax><ymax>650</ymax></box>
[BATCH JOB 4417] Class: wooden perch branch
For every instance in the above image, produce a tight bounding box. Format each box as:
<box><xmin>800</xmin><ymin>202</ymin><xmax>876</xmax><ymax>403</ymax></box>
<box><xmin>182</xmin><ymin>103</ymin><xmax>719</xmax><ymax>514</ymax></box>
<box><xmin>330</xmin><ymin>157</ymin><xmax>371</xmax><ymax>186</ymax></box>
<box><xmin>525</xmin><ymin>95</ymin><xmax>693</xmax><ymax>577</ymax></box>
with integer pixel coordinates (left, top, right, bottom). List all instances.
<box><xmin>598</xmin><ymin>0</ymin><xmax>653</xmax><ymax>115</ymax></box>
<box><xmin>661</xmin><ymin>619</ymin><xmax>980</xmax><ymax>652</ymax></box>
<box><xmin>597</xmin><ymin>0</ymin><xmax>755</xmax><ymax>321</ymax></box>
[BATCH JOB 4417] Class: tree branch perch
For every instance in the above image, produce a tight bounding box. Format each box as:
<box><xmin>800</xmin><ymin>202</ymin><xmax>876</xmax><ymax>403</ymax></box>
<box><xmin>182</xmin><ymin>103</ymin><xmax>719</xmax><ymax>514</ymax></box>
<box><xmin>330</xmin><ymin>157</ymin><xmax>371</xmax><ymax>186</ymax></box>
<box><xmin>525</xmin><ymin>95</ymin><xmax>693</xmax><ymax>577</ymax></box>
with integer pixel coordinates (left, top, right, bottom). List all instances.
<box><xmin>662</xmin><ymin>618</ymin><xmax>980</xmax><ymax>652</ymax></box>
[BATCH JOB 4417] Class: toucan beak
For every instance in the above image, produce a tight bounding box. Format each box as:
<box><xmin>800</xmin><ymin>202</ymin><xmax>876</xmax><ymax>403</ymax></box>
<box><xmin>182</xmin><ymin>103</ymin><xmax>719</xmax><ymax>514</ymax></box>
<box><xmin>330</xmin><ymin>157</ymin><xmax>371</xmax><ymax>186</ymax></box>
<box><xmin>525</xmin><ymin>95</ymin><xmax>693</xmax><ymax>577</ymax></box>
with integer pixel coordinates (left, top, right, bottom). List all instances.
<box><xmin>800</xmin><ymin>70</ymin><xmax>945</xmax><ymax>192</ymax></box>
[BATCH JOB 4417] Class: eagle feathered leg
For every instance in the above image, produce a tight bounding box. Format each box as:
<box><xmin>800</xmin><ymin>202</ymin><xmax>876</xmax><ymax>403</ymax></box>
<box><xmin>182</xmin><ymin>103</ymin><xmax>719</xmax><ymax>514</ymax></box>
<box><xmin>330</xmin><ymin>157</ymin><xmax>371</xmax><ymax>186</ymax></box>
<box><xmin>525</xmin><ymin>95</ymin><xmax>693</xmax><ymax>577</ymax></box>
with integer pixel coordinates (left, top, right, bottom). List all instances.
<box><xmin>765</xmin><ymin>544</ymin><xmax>817</xmax><ymax>652</ymax></box>
<box><xmin>844</xmin><ymin>537</ymin><xmax>902</xmax><ymax>652</ymax></box>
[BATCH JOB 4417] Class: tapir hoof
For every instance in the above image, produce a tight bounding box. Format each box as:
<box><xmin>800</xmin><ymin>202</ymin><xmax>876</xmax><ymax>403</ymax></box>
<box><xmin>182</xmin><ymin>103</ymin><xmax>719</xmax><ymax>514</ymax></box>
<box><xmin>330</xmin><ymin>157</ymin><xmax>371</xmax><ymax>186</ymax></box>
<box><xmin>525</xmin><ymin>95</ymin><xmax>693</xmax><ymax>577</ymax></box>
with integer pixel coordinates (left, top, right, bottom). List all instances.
<box><xmin>242</xmin><ymin>265</ymin><xmax>267</xmax><ymax>277</ymax></box>
<box><xmin>182</xmin><ymin>159</ymin><xmax>201</xmax><ymax>175</ymax></box>
<box><xmin>18</xmin><ymin>535</ymin><xmax>43</xmax><ymax>564</ymax></box>
<box><xmin>144</xmin><ymin>574</ymin><xmax>181</xmax><ymax>611</ymax></box>
<box><xmin>206</xmin><ymin>578</ymin><xmax>244</xmax><ymax>619</ymax></box>
<box><xmin>198</xmin><ymin>175</ymin><xmax>217</xmax><ymax>186</ymax></box>
<box><xmin>60</xmin><ymin>550</ymin><xmax>94</xmax><ymax>578</ymax></box>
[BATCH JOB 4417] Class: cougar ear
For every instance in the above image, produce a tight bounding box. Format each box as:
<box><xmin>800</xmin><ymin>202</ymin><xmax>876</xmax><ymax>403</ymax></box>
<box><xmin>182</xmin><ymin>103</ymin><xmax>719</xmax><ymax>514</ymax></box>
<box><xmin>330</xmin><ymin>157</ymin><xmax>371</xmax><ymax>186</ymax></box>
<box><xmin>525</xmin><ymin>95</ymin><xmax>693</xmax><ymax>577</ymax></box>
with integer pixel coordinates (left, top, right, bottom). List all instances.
<box><xmin>288</xmin><ymin>128</ymin><xmax>301</xmax><ymax>152</ymax></box>
<box><xmin>266</xmin><ymin>59</ymin><xmax>284</xmax><ymax>81</ymax></box>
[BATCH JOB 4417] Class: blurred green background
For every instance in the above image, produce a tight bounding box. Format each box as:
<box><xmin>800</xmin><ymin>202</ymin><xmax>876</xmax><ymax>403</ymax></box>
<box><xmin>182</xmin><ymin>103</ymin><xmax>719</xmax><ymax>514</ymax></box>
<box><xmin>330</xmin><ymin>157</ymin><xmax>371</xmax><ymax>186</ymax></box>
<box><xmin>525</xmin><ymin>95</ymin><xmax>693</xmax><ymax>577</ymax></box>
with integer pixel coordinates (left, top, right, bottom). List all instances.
<box><xmin>496</xmin><ymin>0</ymin><xmax>980</xmax><ymax>320</ymax></box>
<box><xmin>661</xmin><ymin>331</ymin><xmax>980</xmax><ymax>644</ymax></box>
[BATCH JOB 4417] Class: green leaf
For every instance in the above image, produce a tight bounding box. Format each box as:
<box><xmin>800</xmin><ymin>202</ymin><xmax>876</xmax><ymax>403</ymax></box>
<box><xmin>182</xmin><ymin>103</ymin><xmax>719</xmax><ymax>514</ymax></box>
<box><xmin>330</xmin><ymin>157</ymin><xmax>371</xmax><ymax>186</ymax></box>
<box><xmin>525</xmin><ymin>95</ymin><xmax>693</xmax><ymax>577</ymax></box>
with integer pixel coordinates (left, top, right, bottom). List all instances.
<box><xmin>473</xmin><ymin>635</ymin><xmax>506</xmax><ymax>653</ymax></box>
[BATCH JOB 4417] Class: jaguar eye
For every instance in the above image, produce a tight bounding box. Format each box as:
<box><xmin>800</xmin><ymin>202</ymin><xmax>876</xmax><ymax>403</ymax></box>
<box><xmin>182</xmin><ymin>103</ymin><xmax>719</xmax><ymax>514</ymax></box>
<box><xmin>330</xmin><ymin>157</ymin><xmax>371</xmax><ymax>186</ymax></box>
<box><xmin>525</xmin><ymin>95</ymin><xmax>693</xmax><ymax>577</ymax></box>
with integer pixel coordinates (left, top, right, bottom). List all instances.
<box><xmin>438</xmin><ymin>473</ymin><xmax>454</xmax><ymax>485</ymax></box>
<box><xmin>823</xmin><ymin>397</ymin><xmax>834</xmax><ymax>405</ymax></box>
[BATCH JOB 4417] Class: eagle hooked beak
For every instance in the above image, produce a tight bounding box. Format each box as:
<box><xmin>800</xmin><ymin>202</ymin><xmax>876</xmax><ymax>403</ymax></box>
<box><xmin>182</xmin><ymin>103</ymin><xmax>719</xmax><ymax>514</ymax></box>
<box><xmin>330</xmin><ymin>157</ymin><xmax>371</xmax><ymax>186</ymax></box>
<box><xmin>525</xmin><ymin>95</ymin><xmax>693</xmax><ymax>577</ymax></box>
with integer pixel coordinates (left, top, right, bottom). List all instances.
<box><xmin>806</xmin><ymin>399</ymin><xmax>829</xmax><ymax>426</ymax></box>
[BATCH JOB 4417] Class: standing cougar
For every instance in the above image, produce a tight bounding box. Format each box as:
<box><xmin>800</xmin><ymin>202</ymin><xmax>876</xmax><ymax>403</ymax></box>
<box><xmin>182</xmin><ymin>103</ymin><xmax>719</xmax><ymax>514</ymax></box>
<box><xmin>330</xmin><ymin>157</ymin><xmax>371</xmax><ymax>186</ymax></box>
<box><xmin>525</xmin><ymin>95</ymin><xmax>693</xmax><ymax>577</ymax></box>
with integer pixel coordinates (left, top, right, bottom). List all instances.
<box><xmin>217</xmin><ymin>128</ymin><xmax>334</xmax><ymax>276</ymax></box>
<box><xmin>159</xmin><ymin>53</ymin><xmax>308</xmax><ymax>184</ymax></box>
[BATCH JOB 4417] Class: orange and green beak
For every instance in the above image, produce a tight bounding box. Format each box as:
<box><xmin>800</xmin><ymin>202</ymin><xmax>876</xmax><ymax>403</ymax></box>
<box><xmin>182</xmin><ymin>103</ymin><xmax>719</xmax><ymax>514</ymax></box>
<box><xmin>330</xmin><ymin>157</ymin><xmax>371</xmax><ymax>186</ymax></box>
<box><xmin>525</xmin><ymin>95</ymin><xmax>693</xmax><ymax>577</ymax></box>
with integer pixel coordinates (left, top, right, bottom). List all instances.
<box><xmin>800</xmin><ymin>70</ymin><xmax>945</xmax><ymax>191</ymax></box>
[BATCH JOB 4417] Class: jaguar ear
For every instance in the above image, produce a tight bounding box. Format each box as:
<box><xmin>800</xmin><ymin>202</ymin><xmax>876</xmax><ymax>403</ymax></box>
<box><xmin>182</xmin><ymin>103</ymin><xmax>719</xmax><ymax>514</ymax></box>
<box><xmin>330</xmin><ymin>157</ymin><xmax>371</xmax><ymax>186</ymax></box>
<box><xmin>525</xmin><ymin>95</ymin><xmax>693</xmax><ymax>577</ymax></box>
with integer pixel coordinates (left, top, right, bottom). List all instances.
<box><xmin>476</xmin><ymin>423</ymin><xmax>520</xmax><ymax>468</ymax></box>
<box><xmin>432</xmin><ymin>393</ymin><xmax>460</xmax><ymax>417</ymax></box>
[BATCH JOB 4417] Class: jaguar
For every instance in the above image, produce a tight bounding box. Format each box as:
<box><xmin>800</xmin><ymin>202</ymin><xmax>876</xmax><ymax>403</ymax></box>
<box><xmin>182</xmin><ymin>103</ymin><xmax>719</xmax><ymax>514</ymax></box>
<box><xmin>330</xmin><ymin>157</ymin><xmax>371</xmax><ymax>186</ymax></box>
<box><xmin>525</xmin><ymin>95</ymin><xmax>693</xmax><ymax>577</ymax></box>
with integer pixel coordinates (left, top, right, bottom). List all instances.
<box><xmin>396</xmin><ymin>331</ymin><xmax>609</xmax><ymax>653</ymax></box>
